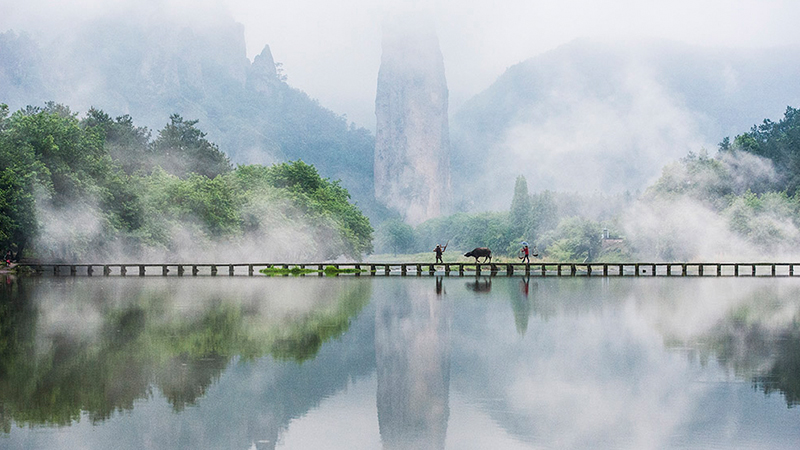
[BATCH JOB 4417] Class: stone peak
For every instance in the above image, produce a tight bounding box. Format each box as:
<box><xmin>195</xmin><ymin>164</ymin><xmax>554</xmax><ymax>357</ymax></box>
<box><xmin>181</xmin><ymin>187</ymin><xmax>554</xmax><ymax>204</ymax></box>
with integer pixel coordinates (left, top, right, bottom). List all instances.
<box><xmin>252</xmin><ymin>44</ymin><xmax>277</xmax><ymax>78</ymax></box>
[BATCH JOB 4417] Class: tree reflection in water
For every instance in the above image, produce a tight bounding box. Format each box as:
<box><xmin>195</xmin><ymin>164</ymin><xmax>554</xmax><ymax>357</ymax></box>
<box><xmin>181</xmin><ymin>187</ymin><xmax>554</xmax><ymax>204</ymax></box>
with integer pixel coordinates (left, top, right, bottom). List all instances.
<box><xmin>0</xmin><ymin>276</ymin><xmax>371</xmax><ymax>433</ymax></box>
<box><xmin>3</xmin><ymin>275</ymin><xmax>800</xmax><ymax>447</ymax></box>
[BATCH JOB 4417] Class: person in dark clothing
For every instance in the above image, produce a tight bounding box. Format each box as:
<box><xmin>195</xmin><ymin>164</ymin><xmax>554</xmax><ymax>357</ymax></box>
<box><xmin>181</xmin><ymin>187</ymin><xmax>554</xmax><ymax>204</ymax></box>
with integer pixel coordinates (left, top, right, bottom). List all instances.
<box><xmin>433</xmin><ymin>242</ymin><xmax>447</xmax><ymax>264</ymax></box>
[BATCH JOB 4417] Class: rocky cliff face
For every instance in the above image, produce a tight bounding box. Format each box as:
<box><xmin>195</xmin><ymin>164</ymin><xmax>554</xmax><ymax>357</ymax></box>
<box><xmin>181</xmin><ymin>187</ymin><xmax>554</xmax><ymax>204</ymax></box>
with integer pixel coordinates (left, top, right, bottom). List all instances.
<box><xmin>247</xmin><ymin>44</ymin><xmax>279</xmax><ymax>94</ymax></box>
<box><xmin>0</xmin><ymin>14</ymin><xmax>379</xmax><ymax>219</ymax></box>
<box><xmin>374</xmin><ymin>19</ymin><xmax>451</xmax><ymax>225</ymax></box>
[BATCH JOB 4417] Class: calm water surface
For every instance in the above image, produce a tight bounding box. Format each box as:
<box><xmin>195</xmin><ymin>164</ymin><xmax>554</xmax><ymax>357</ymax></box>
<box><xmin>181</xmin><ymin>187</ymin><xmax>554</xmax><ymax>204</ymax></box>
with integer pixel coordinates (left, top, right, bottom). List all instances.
<box><xmin>1</xmin><ymin>274</ymin><xmax>799</xmax><ymax>449</ymax></box>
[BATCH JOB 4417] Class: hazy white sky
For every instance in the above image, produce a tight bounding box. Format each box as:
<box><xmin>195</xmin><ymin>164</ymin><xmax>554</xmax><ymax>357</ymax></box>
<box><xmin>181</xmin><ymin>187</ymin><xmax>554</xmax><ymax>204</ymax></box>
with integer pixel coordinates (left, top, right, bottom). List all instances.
<box><xmin>2</xmin><ymin>0</ymin><xmax>800</xmax><ymax>127</ymax></box>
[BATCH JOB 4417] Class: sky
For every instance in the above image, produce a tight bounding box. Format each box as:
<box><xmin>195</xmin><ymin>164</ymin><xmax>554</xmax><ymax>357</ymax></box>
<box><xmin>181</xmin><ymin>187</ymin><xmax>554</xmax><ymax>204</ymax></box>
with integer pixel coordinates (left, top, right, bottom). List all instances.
<box><xmin>2</xmin><ymin>0</ymin><xmax>800</xmax><ymax>128</ymax></box>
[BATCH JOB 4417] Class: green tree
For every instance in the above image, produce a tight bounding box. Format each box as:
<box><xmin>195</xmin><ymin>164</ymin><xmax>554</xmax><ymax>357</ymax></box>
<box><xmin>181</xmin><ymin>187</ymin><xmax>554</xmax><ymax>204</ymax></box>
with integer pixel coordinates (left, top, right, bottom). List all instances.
<box><xmin>377</xmin><ymin>219</ymin><xmax>415</xmax><ymax>255</ymax></box>
<box><xmin>0</xmin><ymin>104</ymin><xmax>373</xmax><ymax>261</ymax></box>
<box><xmin>232</xmin><ymin>161</ymin><xmax>373</xmax><ymax>258</ymax></box>
<box><xmin>152</xmin><ymin>114</ymin><xmax>231</xmax><ymax>179</ymax></box>
<box><xmin>509</xmin><ymin>175</ymin><xmax>532</xmax><ymax>239</ymax></box>
<box><xmin>541</xmin><ymin>217</ymin><xmax>603</xmax><ymax>262</ymax></box>
<box><xmin>1</xmin><ymin>103</ymin><xmax>115</xmax><ymax>257</ymax></box>
<box><xmin>81</xmin><ymin>108</ymin><xmax>151</xmax><ymax>175</ymax></box>
<box><xmin>6</xmin><ymin>102</ymin><xmax>108</xmax><ymax>203</ymax></box>
<box><xmin>731</xmin><ymin>106</ymin><xmax>800</xmax><ymax>194</ymax></box>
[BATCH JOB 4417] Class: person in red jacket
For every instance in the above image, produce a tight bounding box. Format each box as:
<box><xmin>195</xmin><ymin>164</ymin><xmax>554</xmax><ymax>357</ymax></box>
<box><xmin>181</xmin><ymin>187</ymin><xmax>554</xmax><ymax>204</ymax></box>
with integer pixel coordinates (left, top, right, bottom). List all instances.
<box><xmin>520</xmin><ymin>243</ymin><xmax>530</xmax><ymax>264</ymax></box>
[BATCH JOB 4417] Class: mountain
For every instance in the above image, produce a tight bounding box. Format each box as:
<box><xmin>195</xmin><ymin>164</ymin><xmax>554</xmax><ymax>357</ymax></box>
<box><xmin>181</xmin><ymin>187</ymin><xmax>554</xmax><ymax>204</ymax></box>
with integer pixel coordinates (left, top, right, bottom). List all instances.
<box><xmin>374</xmin><ymin>16</ymin><xmax>452</xmax><ymax>225</ymax></box>
<box><xmin>0</xmin><ymin>13</ymin><xmax>380</xmax><ymax>217</ymax></box>
<box><xmin>450</xmin><ymin>38</ymin><xmax>800</xmax><ymax>210</ymax></box>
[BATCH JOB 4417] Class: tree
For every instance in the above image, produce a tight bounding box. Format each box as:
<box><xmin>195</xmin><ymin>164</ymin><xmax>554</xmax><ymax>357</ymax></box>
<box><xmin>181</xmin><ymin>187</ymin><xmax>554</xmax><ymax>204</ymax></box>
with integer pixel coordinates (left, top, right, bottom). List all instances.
<box><xmin>732</xmin><ymin>106</ymin><xmax>800</xmax><ymax>194</ymax></box>
<box><xmin>377</xmin><ymin>219</ymin><xmax>415</xmax><ymax>255</ymax></box>
<box><xmin>1</xmin><ymin>103</ymin><xmax>373</xmax><ymax>261</ymax></box>
<box><xmin>541</xmin><ymin>217</ymin><xmax>603</xmax><ymax>262</ymax></box>
<box><xmin>232</xmin><ymin>161</ymin><xmax>373</xmax><ymax>258</ymax></box>
<box><xmin>509</xmin><ymin>175</ymin><xmax>532</xmax><ymax>239</ymax></box>
<box><xmin>1</xmin><ymin>103</ymin><xmax>113</xmax><ymax>257</ymax></box>
<box><xmin>6</xmin><ymin>102</ymin><xmax>107</xmax><ymax>203</ymax></box>
<box><xmin>81</xmin><ymin>108</ymin><xmax>151</xmax><ymax>175</ymax></box>
<box><xmin>152</xmin><ymin>114</ymin><xmax>231</xmax><ymax>179</ymax></box>
<box><xmin>0</xmin><ymin>109</ymin><xmax>42</xmax><ymax>255</ymax></box>
<box><xmin>531</xmin><ymin>190</ymin><xmax>558</xmax><ymax>235</ymax></box>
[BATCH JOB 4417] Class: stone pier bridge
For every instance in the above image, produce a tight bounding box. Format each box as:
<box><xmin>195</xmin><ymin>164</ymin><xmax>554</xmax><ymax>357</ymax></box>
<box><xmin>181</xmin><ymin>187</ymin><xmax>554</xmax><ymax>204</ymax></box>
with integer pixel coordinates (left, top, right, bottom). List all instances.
<box><xmin>14</xmin><ymin>262</ymin><xmax>800</xmax><ymax>277</ymax></box>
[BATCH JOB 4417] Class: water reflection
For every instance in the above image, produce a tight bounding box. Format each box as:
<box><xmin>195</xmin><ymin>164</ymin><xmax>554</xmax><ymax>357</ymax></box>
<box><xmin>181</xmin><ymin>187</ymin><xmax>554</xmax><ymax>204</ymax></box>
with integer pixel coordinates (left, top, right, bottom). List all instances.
<box><xmin>0</xmin><ymin>276</ymin><xmax>372</xmax><ymax>437</ymax></box>
<box><xmin>756</xmin><ymin>327</ymin><xmax>800</xmax><ymax>405</ymax></box>
<box><xmin>2</xmin><ymin>275</ymin><xmax>800</xmax><ymax>449</ymax></box>
<box><xmin>435</xmin><ymin>276</ymin><xmax>445</xmax><ymax>296</ymax></box>
<box><xmin>510</xmin><ymin>277</ymin><xmax>536</xmax><ymax>335</ymax></box>
<box><xmin>375</xmin><ymin>278</ymin><xmax>451</xmax><ymax>449</ymax></box>
<box><xmin>465</xmin><ymin>276</ymin><xmax>491</xmax><ymax>293</ymax></box>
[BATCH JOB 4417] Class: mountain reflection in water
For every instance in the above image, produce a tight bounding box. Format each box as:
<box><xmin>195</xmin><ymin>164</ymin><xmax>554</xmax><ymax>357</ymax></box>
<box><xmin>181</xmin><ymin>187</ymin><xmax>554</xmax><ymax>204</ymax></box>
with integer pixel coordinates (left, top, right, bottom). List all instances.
<box><xmin>376</xmin><ymin>276</ymin><xmax>450</xmax><ymax>449</ymax></box>
<box><xmin>2</xmin><ymin>275</ymin><xmax>800</xmax><ymax>449</ymax></box>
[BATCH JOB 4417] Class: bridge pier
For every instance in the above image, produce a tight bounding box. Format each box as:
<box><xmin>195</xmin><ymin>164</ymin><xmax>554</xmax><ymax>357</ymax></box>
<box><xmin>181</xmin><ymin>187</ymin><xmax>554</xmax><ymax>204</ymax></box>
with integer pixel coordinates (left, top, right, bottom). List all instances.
<box><xmin>14</xmin><ymin>261</ymin><xmax>800</xmax><ymax>278</ymax></box>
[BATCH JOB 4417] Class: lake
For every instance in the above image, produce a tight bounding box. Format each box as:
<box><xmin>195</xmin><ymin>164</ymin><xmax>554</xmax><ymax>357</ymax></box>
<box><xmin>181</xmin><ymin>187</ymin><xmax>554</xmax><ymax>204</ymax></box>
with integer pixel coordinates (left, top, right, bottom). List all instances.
<box><xmin>1</xmin><ymin>274</ymin><xmax>799</xmax><ymax>449</ymax></box>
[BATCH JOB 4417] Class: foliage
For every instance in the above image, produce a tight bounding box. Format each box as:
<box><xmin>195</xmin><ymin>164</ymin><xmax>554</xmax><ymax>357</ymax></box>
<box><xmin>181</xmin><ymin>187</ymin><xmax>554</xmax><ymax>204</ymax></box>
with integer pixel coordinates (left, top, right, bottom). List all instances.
<box><xmin>260</xmin><ymin>266</ymin><xmax>320</xmax><ymax>276</ymax></box>
<box><xmin>0</xmin><ymin>278</ymin><xmax>372</xmax><ymax>427</ymax></box>
<box><xmin>723</xmin><ymin>191</ymin><xmax>800</xmax><ymax>250</ymax></box>
<box><xmin>323</xmin><ymin>265</ymin><xmax>367</xmax><ymax>275</ymax></box>
<box><xmin>232</xmin><ymin>161</ymin><xmax>373</xmax><ymax>258</ymax></box>
<box><xmin>732</xmin><ymin>106</ymin><xmax>800</xmax><ymax>194</ymax></box>
<box><xmin>414</xmin><ymin>212</ymin><xmax>514</xmax><ymax>256</ymax></box>
<box><xmin>0</xmin><ymin>104</ymin><xmax>372</xmax><ymax>261</ymax></box>
<box><xmin>151</xmin><ymin>114</ymin><xmax>232</xmax><ymax>179</ymax></box>
<box><xmin>646</xmin><ymin>149</ymin><xmax>737</xmax><ymax>209</ymax></box>
<box><xmin>375</xmin><ymin>219</ymin><xmax>416</xmax><ymax>255</ymax></box>
<box><xmin>510</xmin><ymin>175</ymin><xmax>532</xmax><ymax>238</ymax></box>
<box><xmin>81</xmin><ymin>108</ymin><xmax>151</xmax><ymax>175</ymax></box>
<box><xmin>638</xmin><ymin>109</ymin><xmax>800</xmax><ymax>260</ymax></box>
<box><xmin>538</xmin><ymin>217</ymin><xmax>603</xmax><ymax>262</ymax></box>
<box><xmin>531</xmin><ymin>190</ymin><xmax>559</xmax><ymax>235</ymax></box>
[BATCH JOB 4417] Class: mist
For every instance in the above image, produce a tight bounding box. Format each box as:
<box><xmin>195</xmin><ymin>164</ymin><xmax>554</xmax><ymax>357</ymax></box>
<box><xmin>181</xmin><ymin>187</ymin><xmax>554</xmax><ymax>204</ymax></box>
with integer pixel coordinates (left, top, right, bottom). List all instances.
<box><xmin>31</xmin><ymin>180</ymin><xmax>360</xmax><ymax>264</ymax></box>
<box><xmin>4</xmin><ymin>0</ymin><xmax>800</xmax><ymax>262</ymax></box>
<box><xmin>4</xmin><ymin>0</ymin><xmax>800</xmax><ymax>129</ymax></box>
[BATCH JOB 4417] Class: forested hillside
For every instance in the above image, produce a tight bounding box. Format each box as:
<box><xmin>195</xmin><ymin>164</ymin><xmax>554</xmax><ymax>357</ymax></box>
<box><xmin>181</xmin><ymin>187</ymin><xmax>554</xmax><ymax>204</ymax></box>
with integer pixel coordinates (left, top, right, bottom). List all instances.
<box><xmin>0</xmin><ymin>103</ymin><xmax>372</xmax><ymax>262</ymax></box>
<box><xmin>377</xmin><ymin>107</ymin><xmax>800</xmax><ymax>263</ymax></box>
<box><xmin>450</xmin><ymin>38</ymin><xmax>800</xmax><ymax>210</ymax></box>
<box><xmin>0</xmin><ymin>14</ymin><xmax>379</xmax><ymax>217</ymax></box>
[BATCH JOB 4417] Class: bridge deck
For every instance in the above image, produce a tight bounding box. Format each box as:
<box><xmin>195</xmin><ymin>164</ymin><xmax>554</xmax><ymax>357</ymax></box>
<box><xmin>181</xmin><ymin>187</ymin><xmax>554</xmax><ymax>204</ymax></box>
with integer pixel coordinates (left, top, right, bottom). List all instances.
<box><xmin>12</xmin><ymin>262</ymin><xmax>800</xmax><ymax>277</ymax></box>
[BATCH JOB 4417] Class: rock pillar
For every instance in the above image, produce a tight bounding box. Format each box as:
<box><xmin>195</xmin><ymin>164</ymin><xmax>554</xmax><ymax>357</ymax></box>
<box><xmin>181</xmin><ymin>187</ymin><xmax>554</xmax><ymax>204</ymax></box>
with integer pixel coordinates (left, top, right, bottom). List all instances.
<box><xmin>374</xmin><ymin>18</ymin><xmax>451</xmax><ymax>224</ymax></box>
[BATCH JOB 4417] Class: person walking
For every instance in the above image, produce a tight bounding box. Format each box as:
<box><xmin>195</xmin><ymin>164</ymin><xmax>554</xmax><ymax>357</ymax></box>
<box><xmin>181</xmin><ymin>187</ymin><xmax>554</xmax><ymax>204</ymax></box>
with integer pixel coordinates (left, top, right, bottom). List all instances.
<box><xmin>520</xmin><ymin>242</ymin><xmax>530</xmax><ymax>264</ymax></box>
<box><xmin>434</xmin><ymin>242</ymin><xmax>448</xmax><ymax>264</ymax></box>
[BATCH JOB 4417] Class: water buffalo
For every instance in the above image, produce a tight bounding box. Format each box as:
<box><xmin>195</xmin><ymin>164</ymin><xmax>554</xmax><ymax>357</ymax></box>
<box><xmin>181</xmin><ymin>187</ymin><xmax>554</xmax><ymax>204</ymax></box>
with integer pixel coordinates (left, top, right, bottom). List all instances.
<box><xmin>464</xmin><ymin>247</ymin><xmax>492</xmax><ymax>263</ymax></box>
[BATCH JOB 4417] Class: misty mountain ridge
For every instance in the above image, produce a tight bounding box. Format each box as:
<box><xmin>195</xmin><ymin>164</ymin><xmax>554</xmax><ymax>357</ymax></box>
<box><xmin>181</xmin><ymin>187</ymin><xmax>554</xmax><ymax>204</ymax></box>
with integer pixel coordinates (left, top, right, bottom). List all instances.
<box><xmin>5</xmin><ymin>15</ymin><xmax>800</xmax><ymax>223</ymax></box>
<box><xmin>451</xmin><ymin>37</ymin><xmax>800</xmax><ymax>210</ymax></box>
<box><xmin>0</xmin><ymin>13</ymin><xmax>378</xmax><ymax>215</ymax></box>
